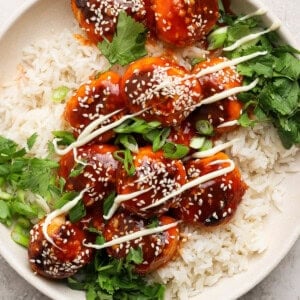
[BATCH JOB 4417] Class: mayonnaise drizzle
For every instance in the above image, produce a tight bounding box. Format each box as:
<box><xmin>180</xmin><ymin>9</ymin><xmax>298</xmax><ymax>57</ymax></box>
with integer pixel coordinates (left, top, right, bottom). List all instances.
<box><xmin>42</xmin><ymin>188</ymin><xmax>88</xmax><ymax>249</ymax></box>
<box><xmin>194</xmin><ymin>51</ymin><xmax>267</xmax><ymax>79</ymax></box>
<box><xmin>141</xmin><ymin>159</ymin><xmax>235</xmax><ymax>211</ymax></box>
<box><xmin>103</xmin><ymin>187</ymin><xmax>153</xmax><ymax>220</ymax></box>
<box><xmin>53</xmin><ymin>109</ymin><xmax>149</xmax><ymax>156</ymax></box>
<box><xmin>191</xmin><ymin>78</ymin><xmax>259</xmax><ymax>109</ymax></box>
<box><xmin>223</xmin><ymin>22</ymin><xmax>281</xmax><ymax>52</ymax></box>
<box><xmin>83</xmin><ymin>221</ymin><xmax>180</xmax><ymax>250</ymax></box>
<box><xmin>191</xmin><ymin>139</ymin><xmax>240</xmax><ymax>159</ymax></box>
<box><xmin>238</xmin><ymin>8</ymin><xmax>268</xmax><ymax>21</ymax></box>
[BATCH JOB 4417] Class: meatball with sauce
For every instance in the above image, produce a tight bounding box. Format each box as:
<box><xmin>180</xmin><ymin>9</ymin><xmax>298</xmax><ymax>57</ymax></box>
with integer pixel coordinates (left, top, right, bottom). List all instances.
<box><xmin>71</xmin><ymin>0</ymin><xmax>155</xmax><ymax>44</ymax></box>
<box><xmin>121</xmin><ymin>56</ymin><xmax>202</xmax><ymax>127</ymax></box>
<box><xmin>28</xmin><ymin>216</ymin><xmax>93</xmax><ymax>279</ymax></box>
<box><xmin>64</xmin><ymin>71</ymin><xmax>126</xmax><ymax>144</ymax></box>
<box><xmin>104</xmin><ymin>212</ymin><xmax>180</xmax><ymax>274</ymax></box>
<box><xmin>58</xmin><ymin>144</ymin><xmax>119</xmax><ymax>207</ymax></box>
<box><xmin>152</xmin><ymin>0</ymin><xmax>219</xmax><ymax>47</ymax></box>
<box><xmin>191</xmin><ymin>57</ymin><xmax>244</xmax><ymax>134</ymax></box>
<box><xmin>176</xmin><ymin>152</ymin><xmax>247</xmax><ymax>226</ymax></box>
<box><xmin>116</xmin><ymin>146</ymin><xmax>186</xmax><ymax>218</ymax></box>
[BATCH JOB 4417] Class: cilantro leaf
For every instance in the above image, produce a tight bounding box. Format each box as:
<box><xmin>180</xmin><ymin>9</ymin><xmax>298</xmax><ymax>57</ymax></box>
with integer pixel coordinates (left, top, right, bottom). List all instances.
<box><xmin>98</xmin><ymin>11</ymin><xmax>147</xmax><ymax>66</ymax></box>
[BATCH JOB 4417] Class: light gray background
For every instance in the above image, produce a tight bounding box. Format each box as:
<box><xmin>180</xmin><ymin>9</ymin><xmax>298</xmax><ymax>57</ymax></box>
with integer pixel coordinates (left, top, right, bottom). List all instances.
<box><xmin>0</xmin><ymin>0</ymin><xmax>299</xmax><ymax>299</ymax></box>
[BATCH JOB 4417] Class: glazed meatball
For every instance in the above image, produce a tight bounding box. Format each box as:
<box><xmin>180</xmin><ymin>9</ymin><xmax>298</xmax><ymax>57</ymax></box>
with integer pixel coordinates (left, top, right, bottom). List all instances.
<box><xmin>59</xmin><ymin>144</ymin><xmax>119</xmax><ymax>207</ymax></box>
<box><xmin>191</xmin><ymin>57</ymin><xmax>243</xmax><ymax>133</ymax></box>
<box><xmin>64</xmin><ymin>71</ymin><xmax>126</xmax><ymax>143</ymax></box>
<box><xmin>104</xmin><ymin>212</ymin><xmax>180</xmax><ymax>274</ymax></box>
<box><xmin>116</xmin><ymin>146</ymin><xmax>186</xmax><ymax>218</ymax></box>
<box><xmin>121</xmin><ymin>56</ymin><xmax>202</xmax><ymax>127</ymax></box>
<box><xmin>175</xmin><ymin>152</ymin><xmax>247</xmax><ymax>226</ymax></box>
<box><xmin>152</xmin><ymin>0</ymin><xmax>219</xmax><ymax>47</ymax></box>
<box><xmin>71</xmin><ymin>0</ymin><xmax>155</xmax><ymax>44</ymax></box>
<box><xmin>28</xmin><ymin>216</ymin><xmax>93</xmax><ymax>279</ymax></box>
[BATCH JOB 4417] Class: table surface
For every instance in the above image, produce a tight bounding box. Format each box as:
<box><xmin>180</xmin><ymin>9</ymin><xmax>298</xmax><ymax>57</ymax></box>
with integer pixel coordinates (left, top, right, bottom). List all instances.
<box><xmin>0</xmin><ymin>0</ymin><xmax>299</xmax><ymax>299</ymax></box>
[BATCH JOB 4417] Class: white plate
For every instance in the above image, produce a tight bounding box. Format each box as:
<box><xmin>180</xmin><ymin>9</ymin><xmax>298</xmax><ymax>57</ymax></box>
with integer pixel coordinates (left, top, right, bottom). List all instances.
<box><xmin>0</xmin><ymin>1</ymin><xmax>299</xmax><ymax>299</ymax></box>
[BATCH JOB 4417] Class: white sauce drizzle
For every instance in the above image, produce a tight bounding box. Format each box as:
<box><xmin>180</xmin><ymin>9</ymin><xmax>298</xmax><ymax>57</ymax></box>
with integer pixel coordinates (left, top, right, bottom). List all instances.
<box><xmin>217</xmin><ymin>120</ymin><xmax>239</xmax><ymax>128</ymax></box>
<box><xmin>103</xmin><ymin>187</ymin><xmax>153</xmax><ymax>220</ymax></box>
<box><xmin>194</xmin><ymin>51</ymin><xmax>267</xmax><ymax>79</ymax></box>
<box><xmin>192</xmin><ymin>78</ymin><xmax>259</xmax><ymax>109</ymax></box>
<box><xmin>223</xmin><ymin>22</ymin><xmax>281</xmax><ymax>52</ymax></box>
<box><xmin>42</xmin><ymin>188</ymin><xmax>88</xmax><ymax>249</ymax></box>
<box><xmin>141</xmin><ymin>159</ymin><xmax>235</xmax><ymax>211</ymax></box>
<box><xmin>238</xmin><ymin>8</ymin><xmax>268</xmax><ymax>21</ymax></box>
<box><xmin>53</xmin><ymin>109</ymin><xmax>148</xmax><ymax>156</ymax></box>
<box><xmin>83</xmin><ymin>221</ymin><xmax>180</xmax><ymax>250</ymax></box>
<box><xmin>191</xmin><ymin>139</ymin><xmax>240</xmax><ymax>159</ymax></box>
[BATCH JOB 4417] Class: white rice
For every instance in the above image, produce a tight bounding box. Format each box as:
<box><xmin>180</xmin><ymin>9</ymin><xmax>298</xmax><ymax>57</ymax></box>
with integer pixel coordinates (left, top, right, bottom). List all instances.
<box><xmin>0</xmin><ymin>29</ymin><xmax>298</xmax><ymax>299</ymax></box>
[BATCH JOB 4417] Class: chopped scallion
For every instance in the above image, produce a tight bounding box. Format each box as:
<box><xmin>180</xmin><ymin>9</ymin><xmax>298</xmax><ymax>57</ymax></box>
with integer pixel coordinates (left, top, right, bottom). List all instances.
<box><xmin>196</xmin><ymin>120</ymin><xmax>214</xmax><ymax>136</ymax></box>
<box><xmin>189</xmin><ymin>137</ymin><xmax>206</xmax><ymax>149</ymax></box>
<box><xmin>52</xmin><ymin>86</ymin><xmax>70</xmax><ymax>103</ymax></box>
<box><xmin>162</xmin><ymin>142</ymin><xmax>189</xmax><ymax>159</ymax></box>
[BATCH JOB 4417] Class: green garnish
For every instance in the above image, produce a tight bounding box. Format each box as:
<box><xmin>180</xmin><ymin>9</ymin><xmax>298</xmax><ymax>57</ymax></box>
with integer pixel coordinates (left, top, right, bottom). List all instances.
<box><xmin>152</xmin><ymin>127</ymin><xmax>171</xmax><ymax>152</ymax></box>
<box><xmin>68</xmin><ymin>249</ymin><xmax>165</xmax><ymax>299</ymax></box>
<box><xmin>113</xmin><ymin>149</ymin><xmax>135</xmax><ymax>176</ymax></box>
<box><xmin>114</xmin><ymin>118</ymin><xmax>161</xmax><ymax>135</ymax></box>
<box><xmin>208</xmin><ymin>26</ymin><xmax>228</xmax><ymax>50</ymax></box>
<box><xmin>26</xmin><ymin>133</ymin><xmax>38</xmax><ymax>150</ymax></box>
<box><xmin>98</xmin><ymin>11</ymin><xmax>148</xmax><ymax>66</ymax></box>
<box><xmin>70</xmin><ymin>162</ymin><xmax>86</xmax><ymax>178</ymax></box>
<box><xmin>189</xmin><ymin>137</ymin><xmax>206</xmax><ymax>150</ymax></box>
<box><xmin>216</xmin><ymin>10</ymin><xmax>300</xmax><ymax>148</ymax></box>
<box><xmin>69</xmin><ymin>199</ymin><xmax>86</xmax><ymax>223</ymax></box>
<box><xmin>115</xmin><ymin>134</ymin><xmax>139</xmax><ymax>153</ymax></box>
<box><xmin>195</xmin><ymin>120</ymin><xmax>214</xmax><ymax>136</ymax></box>
<box><xmin>162</xmin><ymin>142</ymin><xmax>189</xmax><ymax>159</ymax></box>
<box><xmin>200</xmin><ymin>139</ymin><xmax>213</xmax><ymax>152</ymax></box>
<box><xmin>52</xmin><ymin>131</ymin><xmax>76</xmax><ymax>146</ymax></box>
<box><xmin>52</xmin><ymin>86</ymin><xmax>70</xmax><ymax>103</ymax></box>
<box><xmin>103</xmin><ymin>191</ymin><xmax>116</xmax><ymax>216</ymax></box>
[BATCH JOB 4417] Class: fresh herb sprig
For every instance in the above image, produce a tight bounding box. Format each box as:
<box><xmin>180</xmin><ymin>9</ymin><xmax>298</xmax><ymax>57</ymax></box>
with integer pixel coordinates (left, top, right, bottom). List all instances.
<box><xmin>98</xmin><ymin>11</ymin><xmax>148</xmax><ymax>66</ymax></box>
<box><xmin>0</xmin><ymin>135</ymin><xmax>59</xmax><ymax>245</ymax></box>
<box><xmin>68</xmin><ymin>248</ymin><xmax>165</xmax><ymax>300</ymax></box>
<box><xmin>208</xmin><ymin>7</ymin><xmax>300</xmax><ymax>148</ymax></box>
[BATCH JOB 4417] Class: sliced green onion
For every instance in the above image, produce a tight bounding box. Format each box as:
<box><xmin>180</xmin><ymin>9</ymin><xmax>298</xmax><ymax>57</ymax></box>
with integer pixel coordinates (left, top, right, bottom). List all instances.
<box><xmin>208</xmin><ymin>26</ymin><xmax>228</xmax><ymax>50</ymax></box>
<box><xmin>52</xmin><ymin>86</ymin><xmax>70</xmax><ymax>103</ymax></box>
<box><xmin>152</xmin><ymin>128</ymin><xmax>171</xmax><ymax>152</ymax></box>
<box><xmin>113</xmin><ymin>149</ymin><xmax>135</xmax><ymax>176</ymax></box>
<box><xmin>189</xmin><ymin>137</ymin><xmax>206</xmax><ymax>149</ymax></box>
<box><xmin>103</xmin><ymin>191</ymin><xmax>116</xmax><ymax>216</ymax></box>
<box><xmin>69</xmin><ymin>199</ymin><xmax>86</xmax><ymax>223</ymax></box>
<box><xmin>114</xmin><ymin>118</ymin><xmax>161</xmax><ymax>134</ymax></box>
<box><xmin>95</xmin><ymin>234</ymin><xmax>106</xmax><ymax>246</ymax></box>
<box><xmin>200</xmin><ymin>139</ymin><xmax>213</xmax><ymax>151</ymax></box>
<box><xmin>70</xmin><ymin>162</ymin><xmax>86</xmax><ymax>178</ymax></box>
<box><xmin>196</xmin><ymin>120</ymin><xmax>214</xmax><ymax>136</ymax></box>
<box><xmin>10</xmin><ymin>201</ymin><xmax>37</xmax><ymax>218</ymax></box>
<box><xmin>162</xmin><ymin>142</ymin><xmax>189</xmax><ymax>159</ymax></box>
<box><xmin>11</xmin><ymin>223</ymin><xmax>30</xmax><ymax>248</ymax></box>
<box><xmin>116</xmin><ymin>134</ymin><xmax>139</xmax><ymax>153</ymax></box>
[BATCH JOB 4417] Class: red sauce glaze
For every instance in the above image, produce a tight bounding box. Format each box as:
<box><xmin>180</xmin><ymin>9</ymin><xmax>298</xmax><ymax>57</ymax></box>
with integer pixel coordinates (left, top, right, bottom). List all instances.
<box><xmin>175</xmin><ymin>152</ymin><xmax>247</xmax><ymax>226</ymax></box>
<box><xmin>103</xmin><ymin>212</ymin><xmax>180</xmax><ymax>274</ymax></box>
<box><xmin>28</xmin><ymin>216</ymin><xmax>94</xmax><ymax>279</ymax></box>
<box><xmin>152</xmin><ymin>0</ymin><xmax>219</xmax><ymax>47</ymax></box>
<box><xmin>64</xmin><ymin>71</ymin><xmax>127</xmax><ymax>143</ymax></box>
<box><xmin>58</xmin><ymin>144</ymin><xmax>119</xmax><ymax>207</ymax></box>
<box><xmin>76</xmin><ymin>203</ymin><xmax>106</xmax><ymax>233</ymax></box>
<box><xmin>191</xmin><ymin>57</ymin><xmax>243</xmax><ymax>133</ymax></box>
<box><xmin>71</xmin><ymin>0</ymin><xmax>155</xmax><ymax>44</ymax></box>
<box><xmin>116</xmin><ymin>146</ymin><xmax>186</xmax><ymax>218</ymax></box>
<box><xmin>168</xmin><ymin>119</ymin><xmax>197</xmax><ymax>148</ymax></box>
<box><xmin>121</xmin><ymin>56</ymin><xmax>202</xmax><ymax>127</ymax></box>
